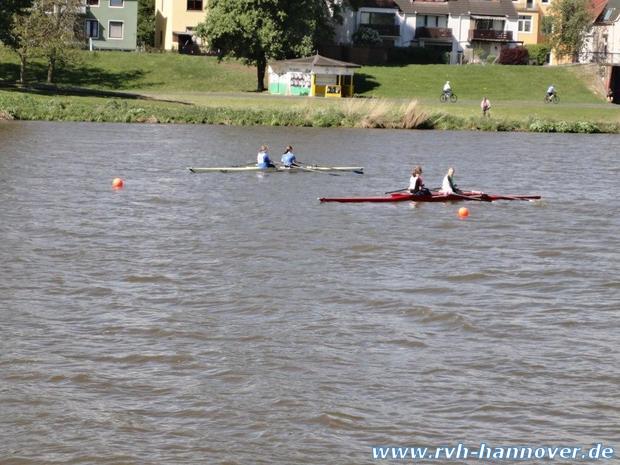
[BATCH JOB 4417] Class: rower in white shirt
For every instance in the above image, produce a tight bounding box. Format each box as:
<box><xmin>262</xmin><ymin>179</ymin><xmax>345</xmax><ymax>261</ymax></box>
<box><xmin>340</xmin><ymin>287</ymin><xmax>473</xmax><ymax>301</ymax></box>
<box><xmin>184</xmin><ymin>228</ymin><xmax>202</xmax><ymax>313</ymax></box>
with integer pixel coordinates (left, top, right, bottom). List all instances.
<box><xmin>440</xmin><ymin>167</ymin><xmax>462</xmax><ymax>194</ymax></box>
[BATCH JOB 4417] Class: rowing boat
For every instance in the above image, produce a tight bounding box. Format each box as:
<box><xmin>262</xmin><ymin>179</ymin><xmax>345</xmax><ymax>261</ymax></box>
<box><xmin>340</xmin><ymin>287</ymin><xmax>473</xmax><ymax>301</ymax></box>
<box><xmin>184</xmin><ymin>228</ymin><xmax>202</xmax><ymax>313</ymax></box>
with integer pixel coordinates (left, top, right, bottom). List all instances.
<box><xmin>318</xmin><ymin>191</ymin><xmax>541</xmax><ymax>203</ymax></box>
<box><xmin>188</xmin><ymin>165</ymin><xmax>364</xmax><ymax>174</ymax></box>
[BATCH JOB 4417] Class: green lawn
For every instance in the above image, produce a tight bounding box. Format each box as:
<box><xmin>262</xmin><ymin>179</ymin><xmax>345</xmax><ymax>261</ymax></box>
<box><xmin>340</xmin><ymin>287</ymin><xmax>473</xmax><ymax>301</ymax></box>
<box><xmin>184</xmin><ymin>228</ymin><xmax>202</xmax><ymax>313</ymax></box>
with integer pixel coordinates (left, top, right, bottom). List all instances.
<box><xmin>355</xmin><ymin>64</ymin><xmax>602</xmax><ymax>103</ymax></box>
<box><xmin>1</xmin><ymin>47</ymin><xmax>618</xmax><ymax>128</ymax></box>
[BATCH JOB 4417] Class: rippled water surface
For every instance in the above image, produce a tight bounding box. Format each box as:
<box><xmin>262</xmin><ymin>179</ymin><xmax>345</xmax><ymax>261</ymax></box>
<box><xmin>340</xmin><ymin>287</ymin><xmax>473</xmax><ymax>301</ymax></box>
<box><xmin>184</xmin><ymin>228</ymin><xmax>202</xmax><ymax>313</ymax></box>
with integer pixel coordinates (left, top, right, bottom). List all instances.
<box><xmin>1</xmin><ymin>121</ymin><xmax>619</xmax><ymax>464</ymax></box>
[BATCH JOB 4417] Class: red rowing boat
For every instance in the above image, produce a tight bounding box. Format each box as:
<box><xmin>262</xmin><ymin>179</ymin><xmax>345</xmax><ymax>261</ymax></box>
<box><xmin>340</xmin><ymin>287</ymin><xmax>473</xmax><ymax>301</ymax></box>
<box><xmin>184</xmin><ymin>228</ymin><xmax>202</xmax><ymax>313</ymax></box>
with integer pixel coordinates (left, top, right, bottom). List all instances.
<box><xmin>318</xmin><ymin>191</ymin><xmax>541</xmax><ymax>203</ymax></box>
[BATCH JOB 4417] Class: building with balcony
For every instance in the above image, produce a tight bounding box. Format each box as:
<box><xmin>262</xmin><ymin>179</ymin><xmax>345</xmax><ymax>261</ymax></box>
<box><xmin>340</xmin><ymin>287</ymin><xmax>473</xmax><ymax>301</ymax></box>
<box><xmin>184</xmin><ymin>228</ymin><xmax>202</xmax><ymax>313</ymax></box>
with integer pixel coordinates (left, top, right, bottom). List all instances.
<box><xmin>335</xmin><ymin>0</ymin><xmax>405</xmax><ymax>46</ymax></box>
<box><xmin>334</xmin><ymin>0</ymin><xmax>521</xmax><ymax>64</ymax></box>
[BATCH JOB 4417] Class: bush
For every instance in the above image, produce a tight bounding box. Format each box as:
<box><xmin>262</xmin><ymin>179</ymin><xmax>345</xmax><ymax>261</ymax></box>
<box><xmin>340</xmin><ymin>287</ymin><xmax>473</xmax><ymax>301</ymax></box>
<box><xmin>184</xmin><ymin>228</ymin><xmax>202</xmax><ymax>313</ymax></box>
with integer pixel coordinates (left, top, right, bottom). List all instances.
<box><xmin>486</xmin><ymin>55</ymin><xmax>496</xmax><ymax>64</ymax></box>
<box><xmin>387</xmin><ymin>46</ymin><xmax>448</xmax><ymax>65</ymax></box>
<box><xmin>498</xmin><ymin>46</ymin><xmax>529</xmax><ymax>65</ymax></box>
<box><xmin>352</xmin><ymin>27</ymin><xmax>382</xmax><ymax>47</ymax></box>
<box><xmin>525</xmin><ymin>44</ymin><xmax>550</xmax><ymax>65</ymax></box>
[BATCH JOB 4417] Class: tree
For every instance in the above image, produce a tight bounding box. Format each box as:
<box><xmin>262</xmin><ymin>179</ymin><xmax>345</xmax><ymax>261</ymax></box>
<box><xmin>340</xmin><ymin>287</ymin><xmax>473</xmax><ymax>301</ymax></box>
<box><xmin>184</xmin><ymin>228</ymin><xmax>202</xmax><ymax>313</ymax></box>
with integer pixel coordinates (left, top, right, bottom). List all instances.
<box><xmin>352</xmin><ymin>26</ymin><xmax>382</xmax><ymax>46</ymax></box>
<box><xmin>38</xmin><ymin>0</ymin><xmax>83</xmax><ymax>83</ymax></box>
<box><xmin>7</xmin><ymin>8</ymin><xmax>43</xmax><ymax>83</ymax></box>
<box><xmin>7</xmin><ymin>0</ymin><xmax>82</xmax><ymax>84</ymax></box>
<box><xmin>196</xmin><ymin>0</ymin><xmax>337</xmax><ymax>91</ymax></box>
<box><xmin>137</xmin><ymin>0</ymin><xmax>155</xmax><ymax>48</ymax></box>
<box><xmin>0</xmin><ymin>0</ymin><xmax>33</xmax><ymax>45</ymax></box>
<box><xmin>546</xmin><ymin>0</ymin><xmax>594</xmax><ymax>62</ymax></box>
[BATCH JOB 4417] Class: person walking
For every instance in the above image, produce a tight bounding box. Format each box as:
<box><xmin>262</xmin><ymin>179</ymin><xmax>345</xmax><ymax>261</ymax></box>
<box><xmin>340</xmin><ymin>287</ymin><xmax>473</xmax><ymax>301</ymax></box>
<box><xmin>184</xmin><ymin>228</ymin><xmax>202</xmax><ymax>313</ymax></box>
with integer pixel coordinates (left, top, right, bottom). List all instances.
<box><xmin>481</xmin><ymin>96</ymin><xmax>491</xmax><ymax>117</ymax></box>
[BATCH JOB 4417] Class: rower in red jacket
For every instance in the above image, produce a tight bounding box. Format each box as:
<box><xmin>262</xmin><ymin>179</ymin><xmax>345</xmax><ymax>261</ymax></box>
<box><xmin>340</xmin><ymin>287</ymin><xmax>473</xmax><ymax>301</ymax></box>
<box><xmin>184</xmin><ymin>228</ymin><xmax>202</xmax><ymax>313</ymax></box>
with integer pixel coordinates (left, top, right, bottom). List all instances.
<box><xmin>408</xmin><ymin>165</ymin><xmax>431</xmax><ymax>195</ymax></box>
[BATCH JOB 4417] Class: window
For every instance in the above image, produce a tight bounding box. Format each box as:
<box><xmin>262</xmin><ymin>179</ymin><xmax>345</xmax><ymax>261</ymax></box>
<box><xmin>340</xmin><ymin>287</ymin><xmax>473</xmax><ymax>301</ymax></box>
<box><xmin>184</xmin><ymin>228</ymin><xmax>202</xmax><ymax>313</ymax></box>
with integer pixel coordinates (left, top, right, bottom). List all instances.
<box><xmin>109</xmin><ymin>0</ymin><xmax>123</xmax><ymax>6</ymax></box>
<box><xmin>187</xmin><ymin>0</ymin><xmax>202</xmax><ymax>10</ymax></box>
<box><xmin>518</xmin><ymin>15</ymin><xmax>532</xmax><ymax>32</ymax></box>
<box><xmin>360</xmin><ymin>12</ymin><xmax>395</xmax><ymax>26</ymax></box>
<box><xmin>87</xmin><ymin>0</ymin><xmax>99</xmax><ymax>5</ymax></box>
<box><xmin>108</xmin><ymin>21</ymin><xmax>123</xmax><ymax>39</ymax></box>
<box><xmin>85</xmin><ymin>20</ymin><xmax>99</xmax><ymax>38</ymax></box>
<box><xmin>541</xmin><ymin>0</ymin><xmax>549</xmax><ymax>3</ymax></box>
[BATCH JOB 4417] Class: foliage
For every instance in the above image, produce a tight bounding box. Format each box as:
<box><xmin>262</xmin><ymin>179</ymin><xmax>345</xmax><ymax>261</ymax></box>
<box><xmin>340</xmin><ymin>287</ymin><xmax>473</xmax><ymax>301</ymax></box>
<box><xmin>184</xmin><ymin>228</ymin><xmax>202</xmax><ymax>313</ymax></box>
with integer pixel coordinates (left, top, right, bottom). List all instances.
<box><xmin>7</xmin><ymin>8</ymin><xmax>44</xmax><ymax>82</ymax></box>
<box><xmin>541</xmin><ymin>16</ymin><xmax>554</xmax><ymax>36</ymax></box>
<box><xmin>473</xmin><ymin>47</ymin><xmax>488</xmax><ymax>61</ymax></box>
<box><xmin>387</xmin><ymin>46</ymin><xmax>447</xmax><ymax>65</ymax></box>
<box><xmin>6</xmin><ymin>0</ymin><xmax>82</xmax><ymax>83</ymax></box>
<box><xmin>498</xmin><ymin>46</ymin><xmax>529</xmax><ymax>65</ymax></box>
<box><xmin>486</xmin><ymin>55</ymin><xmax>496</xmax><ymax>64</ymax></box>
<box><xmin>352</xmin><ymin>27</ymin><xmax>382</xmax><ymax>46</ymax></box>
<box><xmin>137</xmin><ymin>0</ymin><xmax>155</xmax><ymax>48</ymax></box>
<box><xmin>546</xmin><ymin>0</ymin><xmax>593</xmax><ymax>62</ymax></box>
<box><xmin>525</xmin><ymin>44</ymin><xmax>551</xmax><ymax>65</ymax></box>
<box><xmin>196</xmin><ymin>0</ymin><xmax>336</xmax><ymax>91</ymax></box>
<box><xmin>0</xmin><ymin>0</ymin><xmax>33</xmax><ymax>45</ymax></box>
<box><xmin>37</xmin><ymin>0</ymin><xmax>83</xmax><ymax>83</ymax></box>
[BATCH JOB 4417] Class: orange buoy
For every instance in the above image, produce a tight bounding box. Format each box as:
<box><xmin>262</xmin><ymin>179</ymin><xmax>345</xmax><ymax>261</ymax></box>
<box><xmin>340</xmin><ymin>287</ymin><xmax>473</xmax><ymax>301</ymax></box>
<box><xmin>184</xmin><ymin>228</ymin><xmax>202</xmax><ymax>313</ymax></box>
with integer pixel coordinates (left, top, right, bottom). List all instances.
<box><xmin>458</xmin><ymin>207</ymin><xmax>469</xmax><ymax>218</ymax></box>
<box><xmin>112</xmin><ymin>177</ymin><xmax>124</xmax><ymax>190</ymax></box>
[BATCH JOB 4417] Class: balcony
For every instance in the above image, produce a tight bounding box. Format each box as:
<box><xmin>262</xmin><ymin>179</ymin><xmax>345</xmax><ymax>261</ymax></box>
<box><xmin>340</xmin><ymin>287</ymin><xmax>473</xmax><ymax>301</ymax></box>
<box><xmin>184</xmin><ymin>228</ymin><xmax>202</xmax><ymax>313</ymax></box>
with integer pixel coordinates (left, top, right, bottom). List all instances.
<box><xmin>360</xmin><ymin>23</ymin><xmax>401</xmax><ymax>37</ymax></box>
<box><xmin>415</xmin><ymin>27</ymin><xmax>453</xmax><ymax>40</ymax></box>
<box><xmin>469</xmin><ymin>29</ymin><xmax>513</xmax><ymax>41</ymax></box>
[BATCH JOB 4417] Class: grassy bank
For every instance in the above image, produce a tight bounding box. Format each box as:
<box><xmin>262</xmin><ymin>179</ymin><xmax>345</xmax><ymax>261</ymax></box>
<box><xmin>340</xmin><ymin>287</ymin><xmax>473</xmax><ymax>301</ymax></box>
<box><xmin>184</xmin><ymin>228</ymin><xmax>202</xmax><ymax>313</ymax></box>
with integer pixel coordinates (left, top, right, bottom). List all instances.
<box><xmin>1</xmin><ymin>49</ymin><xmax>618</xmax><ymax>132</ymax></box>
<box><xmin>2</xmin><ymin>90</ymin><xmax>617</xmax><ymax>133</ymax></box>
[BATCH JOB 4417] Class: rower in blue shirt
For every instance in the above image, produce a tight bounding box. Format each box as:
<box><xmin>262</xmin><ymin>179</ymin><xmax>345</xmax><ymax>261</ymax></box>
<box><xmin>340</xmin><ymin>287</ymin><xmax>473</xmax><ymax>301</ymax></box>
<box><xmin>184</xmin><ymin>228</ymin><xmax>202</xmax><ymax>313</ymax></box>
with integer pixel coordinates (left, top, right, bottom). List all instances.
<box><xmin>256</xmin><ymin>145</ymin><xmax>275</xmax><ymax>169</ymax></box>
<box><xmin>280</xmin><ymin>145</ymin><xmax>297</xmax><ymax>167</ymax></box>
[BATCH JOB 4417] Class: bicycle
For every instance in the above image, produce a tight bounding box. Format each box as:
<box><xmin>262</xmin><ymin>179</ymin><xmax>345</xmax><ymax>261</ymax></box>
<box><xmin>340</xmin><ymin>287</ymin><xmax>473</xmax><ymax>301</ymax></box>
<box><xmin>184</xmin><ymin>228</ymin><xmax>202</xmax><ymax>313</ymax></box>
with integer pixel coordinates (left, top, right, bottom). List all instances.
<box><xmin>440</xmin><ymin>92</ymin><xmax>458</xmax><ymax>103</ymax></box>
<box><xmin>544</xmin><ymin>93</ymin><xmax>559</xmax><ymax>104</ymax></box>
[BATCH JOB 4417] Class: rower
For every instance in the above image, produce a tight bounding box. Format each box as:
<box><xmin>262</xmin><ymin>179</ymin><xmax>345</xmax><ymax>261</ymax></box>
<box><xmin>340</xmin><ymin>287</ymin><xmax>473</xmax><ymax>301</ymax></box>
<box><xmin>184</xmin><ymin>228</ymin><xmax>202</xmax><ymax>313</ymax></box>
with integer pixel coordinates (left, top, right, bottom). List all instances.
<box><xmin>440</xmin><ymin>167</ymin><xmax>462</xmax><ymax>194</ymax></box>
<box><xmin>281</xmin><ymin>145</ymin><xmax>297</xmax><ymax>167</ymax></box>
<box><xmin>409</xmin><ymin>165</ymin><xmax>431</xmax><ymax>195</ymax></box>
<box><xmin>256</xmin><ymin>145</ymin><xmax>275</xmax><ymax>169</ymax></box>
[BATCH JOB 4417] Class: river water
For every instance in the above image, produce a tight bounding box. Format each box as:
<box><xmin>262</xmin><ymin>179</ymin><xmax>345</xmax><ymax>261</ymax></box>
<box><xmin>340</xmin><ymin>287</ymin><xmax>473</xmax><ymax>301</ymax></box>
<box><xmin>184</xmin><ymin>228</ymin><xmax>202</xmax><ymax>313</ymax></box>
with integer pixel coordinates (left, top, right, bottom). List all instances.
<box><xmin>1</xmin><ymin>121</ymin><xmax>619</xmax><ymax>465</ymax></box>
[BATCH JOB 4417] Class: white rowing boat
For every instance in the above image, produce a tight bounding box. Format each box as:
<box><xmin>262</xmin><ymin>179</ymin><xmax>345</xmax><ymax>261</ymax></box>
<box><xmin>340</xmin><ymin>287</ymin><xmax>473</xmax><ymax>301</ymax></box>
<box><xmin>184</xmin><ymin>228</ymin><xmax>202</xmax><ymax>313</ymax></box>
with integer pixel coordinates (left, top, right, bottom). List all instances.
<box><xmin>188</xmin><ymin>165</ymin><xmax>364</xmax><ymax>174</ymax></box>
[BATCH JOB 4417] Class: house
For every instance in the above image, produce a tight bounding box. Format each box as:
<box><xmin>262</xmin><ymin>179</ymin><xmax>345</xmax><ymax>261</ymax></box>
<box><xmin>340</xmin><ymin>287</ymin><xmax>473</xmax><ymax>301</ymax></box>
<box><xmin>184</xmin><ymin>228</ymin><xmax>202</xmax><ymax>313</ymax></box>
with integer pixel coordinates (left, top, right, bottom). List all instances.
<box><xmin>335</xmin><ymin>1</ymin><xmax>405</xmax><ymax>46</ymax></box>
<box><xmin>83</xmin><ymin>0</ymin><xmax>138</xmax><ymax>50</ymax></box>
<box><xmin>511</xmin><ymin>0</ymin><xmax>553</xmax><ymax>47</ymax></box>
<box><xmin>334</xmin><ymin>0</ymin><xmax>521</xmax><ymax>63</ymax></box>
<box><xmin>154</xmin><ymin>0</ymin><xmax>208</xmax><ymax>51</ymax></box>
<box><xmin>580</xmin><ymin>0</ymin><xmax>620</xmax><ymax>100</ymax></box>
<box><xmin>582</xmin><ymin>0</ymin><xmax>620</xmax><ymax>64</ymax></box>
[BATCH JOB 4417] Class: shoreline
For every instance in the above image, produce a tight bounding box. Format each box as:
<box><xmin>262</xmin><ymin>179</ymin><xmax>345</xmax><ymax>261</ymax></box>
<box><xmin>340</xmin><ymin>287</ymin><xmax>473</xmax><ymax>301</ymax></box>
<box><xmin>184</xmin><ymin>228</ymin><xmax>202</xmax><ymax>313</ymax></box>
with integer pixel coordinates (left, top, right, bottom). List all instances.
<box><xmin>1</xmin><ymin>88</ymin><xmax>618</xmax><ymax>134</ymax></box>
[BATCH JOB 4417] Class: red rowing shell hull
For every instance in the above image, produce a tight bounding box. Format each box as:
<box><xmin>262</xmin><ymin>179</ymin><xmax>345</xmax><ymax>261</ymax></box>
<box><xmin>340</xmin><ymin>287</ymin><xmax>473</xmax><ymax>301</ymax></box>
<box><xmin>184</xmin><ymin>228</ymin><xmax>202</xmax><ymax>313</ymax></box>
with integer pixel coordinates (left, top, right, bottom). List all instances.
<box><xmin>318</xmin><ymin>191</ymin><xmax>541</xmax><ymax>203</ymax></box>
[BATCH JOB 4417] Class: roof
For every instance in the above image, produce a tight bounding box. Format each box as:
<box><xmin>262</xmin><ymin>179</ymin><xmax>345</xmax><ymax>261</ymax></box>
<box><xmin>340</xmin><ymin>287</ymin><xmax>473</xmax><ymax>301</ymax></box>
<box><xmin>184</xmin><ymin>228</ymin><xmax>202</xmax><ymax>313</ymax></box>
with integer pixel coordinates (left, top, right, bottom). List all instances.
<box><xmin>270</xmin><ymin>54</ymin><xmax>360</xmax><ymax>69</ymax></box>
<box><xmin>360</xmin><ymin>0</ymin><xmax>399</xmax><ymax>7</ymax></box>
<box><xmin>449</xmin><ymin>0</ymin><xmax>518</xmax><ymax>19</ymax></box>
<box><xmin>395</xmin><ymin>0</ymin><xmax>517</xmax><ymax>18</ymax></box>
<box><xmin>395</xmin><ymin>0</ymin><xmax>450</xmax><ymax>15</ymax></box>
<box><xmin>592</xmin><ymin>0</ymin><xmax>609</xmax><ymax>22</ymax></box>
<box><xmin>595</xmin><ymin>0</ymin><xmax>620</xmax><ymax>23</ymax></box>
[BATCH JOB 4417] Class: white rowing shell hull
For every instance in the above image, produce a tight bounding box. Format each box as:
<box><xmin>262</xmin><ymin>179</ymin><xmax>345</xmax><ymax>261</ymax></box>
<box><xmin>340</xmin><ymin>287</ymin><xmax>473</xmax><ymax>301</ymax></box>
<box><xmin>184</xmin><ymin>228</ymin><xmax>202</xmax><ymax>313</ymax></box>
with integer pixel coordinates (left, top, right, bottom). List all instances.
<box><xmin>188</xmin><ymin>165</ymin><xmax>364</xmax><ymax>174</ymax></box>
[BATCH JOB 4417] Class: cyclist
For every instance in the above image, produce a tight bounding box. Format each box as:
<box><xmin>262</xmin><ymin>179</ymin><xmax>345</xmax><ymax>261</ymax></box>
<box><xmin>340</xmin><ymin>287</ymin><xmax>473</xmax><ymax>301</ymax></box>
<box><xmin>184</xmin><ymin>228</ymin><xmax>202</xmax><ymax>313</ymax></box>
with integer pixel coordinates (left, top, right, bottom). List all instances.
<box><xmin>443</xmin><ymin>80</ymin><xmax>452</xmax><ymax>97</ymax></box>
<box><xmin>546</xmin><ymin>84</ymin><xmax>556</xmax><ymax>99</ymax></box>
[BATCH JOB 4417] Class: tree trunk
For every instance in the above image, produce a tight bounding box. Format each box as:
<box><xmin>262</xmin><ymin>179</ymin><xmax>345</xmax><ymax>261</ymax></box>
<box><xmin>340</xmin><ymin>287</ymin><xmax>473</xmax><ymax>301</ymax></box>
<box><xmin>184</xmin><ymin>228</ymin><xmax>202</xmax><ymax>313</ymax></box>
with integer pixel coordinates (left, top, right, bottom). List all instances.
<box><xmin>19</xmin><ymin>55</ymin><xmax>27</xmax><ymax>84</ymax></box>
<box><xmin>47</xmin><ymin>54</ymin><xmax>56</xmax><ymax>84</ymax></box>
<box><xmin>256</xmin><ymin>55</ymin><xmax>267</xmax><ymax>92</ymax></box>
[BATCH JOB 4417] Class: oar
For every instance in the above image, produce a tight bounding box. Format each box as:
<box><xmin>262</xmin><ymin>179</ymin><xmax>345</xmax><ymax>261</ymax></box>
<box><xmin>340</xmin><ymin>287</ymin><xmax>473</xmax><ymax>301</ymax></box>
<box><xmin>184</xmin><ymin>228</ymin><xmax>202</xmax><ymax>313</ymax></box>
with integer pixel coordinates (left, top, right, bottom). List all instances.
<box><xmin>489</xmin><ymin>194</ymin><xmax>540</xmax><ymax>201</ymax></box>
<box><xmin>449</xmin><ymin>192</ymin><xmax>490</xmax><ymax>202</ymax></box>
<box><xmin>277</xmin><ymin>162</ymin><xmax>339</xmax><ymax>176</ymax></box>
<box><xmin>298</xmin><ymin>161</ymin><xmax>363</xmax><ymax>175</ymax></box>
